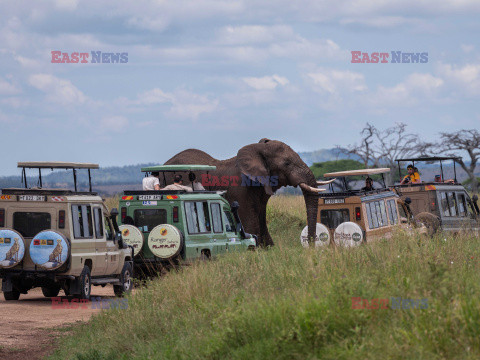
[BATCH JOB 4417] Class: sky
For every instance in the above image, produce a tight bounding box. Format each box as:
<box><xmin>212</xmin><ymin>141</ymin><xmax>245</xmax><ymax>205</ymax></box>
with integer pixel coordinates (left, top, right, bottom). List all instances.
<box><xmin>0</xmin><ymin>0</ymin><xmax>479</xmax><ymax>176</ymax></box>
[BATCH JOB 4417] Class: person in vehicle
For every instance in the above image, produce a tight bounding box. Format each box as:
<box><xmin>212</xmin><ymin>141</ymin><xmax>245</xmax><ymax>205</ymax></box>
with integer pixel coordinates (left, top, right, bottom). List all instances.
<box><xmin>361</xmin><ymin>177</ymin><xmax>375</xmax><ymax>192</ymax></box>
<box><xmin>143</xmin><ymin>171</ymin><xmax>161</xmax><ymax>190</ymax></box>
<box><xmin>162</xmin><ymin>174</ymin><xmax>193</xmax><ymax>192</ymax></box>
<box><xmin>188</xmin><ymin>172</ymin><xmax>205</xmax><ymax>191</ymax></box>
<box><xmin>400</xmin><ymin>165</ymin><xmax>421</xmax><ymax>185</ymax></box>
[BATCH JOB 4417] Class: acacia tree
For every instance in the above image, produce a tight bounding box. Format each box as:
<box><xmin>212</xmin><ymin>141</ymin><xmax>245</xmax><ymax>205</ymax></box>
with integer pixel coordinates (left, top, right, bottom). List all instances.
<box><xmin>337</xmin><ymin>122</ymin><xmax>421</xmax><ymax>184</ymax></box>
<box><xmin>435</xmin><ymin>130</ymin><xmax>480</xmax><ymax>193</ymax></box>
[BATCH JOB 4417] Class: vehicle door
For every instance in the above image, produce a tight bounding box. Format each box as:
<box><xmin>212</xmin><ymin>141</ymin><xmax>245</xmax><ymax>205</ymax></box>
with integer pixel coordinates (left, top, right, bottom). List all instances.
<box><xmin>438</xmin><ymin>191</ymin><xmax>460</xmax><ymax>232</ymax></box>
<box><xmin>71</xmin><ymin>204</ymin><xmax>106</xmax><ymax>276</ymax></box>
<box><xmin>209</xmin><ymin>202</ymin><xmax>229</xmax><ymax>254</ymax></box>
<box><xmin>458</xmin><ymin>192</ymin><xmax>480</xmax><ymax>231</ymax></box>
<box><xmin>133</xmin><ymin>206</ymin><xmax>169</xmax><ymax>259</ymax></box>
<box><xmin>184</xmin><ymin>201</ymin><xmax>214</xmax><ymax>257</ymax></box>
<box><xmin>222</xmin><ymin>207</ymin><xmax>243</xmax><ymax>251</ymax></box>
<box><xmin>94</xmin><ymin>206</ymin><xmax>119</xmax><ymax>275</ymax></box>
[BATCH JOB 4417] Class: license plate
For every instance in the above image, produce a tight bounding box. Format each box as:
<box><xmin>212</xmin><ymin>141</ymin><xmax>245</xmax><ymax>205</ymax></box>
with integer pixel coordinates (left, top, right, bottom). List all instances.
<box><xmin>142</xmin><ymin>201</ymin><xmax>158</xmax><ymax>206</ymax></box>
<box><xmin>18</xmin><ymin>195</ymin><xmax>46</xmax><ymax>202</ymax></box>
<box><xmin>138</xmin><ymin>195</ymin><xmax>162</xmax><ymax>201</ymax></box>
<box><xmin>325</xmin><ymin>198</ymin><xmax>345</xmax><ymax>204</ymax></box>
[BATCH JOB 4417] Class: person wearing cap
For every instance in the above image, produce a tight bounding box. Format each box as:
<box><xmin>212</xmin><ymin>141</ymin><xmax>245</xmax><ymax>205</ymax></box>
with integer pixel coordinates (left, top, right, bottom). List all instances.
<box><xmin>142</xmin><ymin>171</ymin><xmax>161</xmax><ymax>190</ymax></box>
<box><xmin>162</xmin><ymin>174</ymin><xmax>193</xmax><ymax>192</ymax></box>
<box><xmin>361</xmin><ymin>177</ymin><xmax>375</xmax><ymax>192</ymax></box>
<box><xmin>400</xmin><ymin>164</ymin><xmax>421</xmax><ymax>185</ymax></box>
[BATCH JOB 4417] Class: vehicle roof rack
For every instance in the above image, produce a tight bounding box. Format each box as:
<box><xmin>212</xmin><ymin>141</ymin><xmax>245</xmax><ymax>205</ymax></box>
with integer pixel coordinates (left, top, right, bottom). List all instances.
<box><xmin>141</xmin><ymin>165</ymin><xmax>216</xmax><ymax>172</ymax></box>
<box><xmin>17</xmin><ymin>161</ymin><xmax>99</xmax><ymax>192</ymax></box>
<box><xmin>323</xmin><ymin>168</ymin><xmax>391</xmax><ymax>178</ymax></box>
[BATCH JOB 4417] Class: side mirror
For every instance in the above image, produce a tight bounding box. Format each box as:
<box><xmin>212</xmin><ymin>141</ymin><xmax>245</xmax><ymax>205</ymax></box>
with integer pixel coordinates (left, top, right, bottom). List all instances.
<box><xmin>231</xmin><ymin>201</ymin><xmax>240</xmax><ymax>212</ymax></box>
<box><xmin>405</xmin><ymin>197</ymin><xmax>412</xmax><ymax>205</ymax></box>
<box><xmin>110</xmin><ymin>208</ymin><xmax>119</xmax><ymax>217</ymax></box>
<box><xmin>473</xmin><ymin>194</ymin><xmax>479</xmax><ymax>203</ymax></box>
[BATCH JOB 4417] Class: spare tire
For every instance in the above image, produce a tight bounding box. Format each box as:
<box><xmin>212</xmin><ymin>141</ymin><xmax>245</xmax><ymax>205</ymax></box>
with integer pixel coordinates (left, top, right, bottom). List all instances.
<box><xmin>415</xmin><ymin>212</ymin><xmax>440</xmax><ymax>237</ymax></box>
<box><xmin>29</xmin><ymin>230</ymin><xmax>69</xmax><ymax>270</ymax></box>
<box><xmin>0</xmin><ymin>229</ymin><xmax>26</xmax><ymax>269</ymax></box>
<box><xmin>147</xmin><ymin>224</ymin><xmax>184</xmax><ymax>260</ymax></box>
<box><xmin>334</xmin><ymin>222</ymin><xmax>364</xmax><ymax>247</ymax></box>
<box><xmin>119</xmin><ymin>225</ymin><xmax>144</xmax><ymax>256</ymax></box>
<box><xmin>300</xmin><ymin>223</ymin><xmax>330</xmax><ymax>248</ymax></box>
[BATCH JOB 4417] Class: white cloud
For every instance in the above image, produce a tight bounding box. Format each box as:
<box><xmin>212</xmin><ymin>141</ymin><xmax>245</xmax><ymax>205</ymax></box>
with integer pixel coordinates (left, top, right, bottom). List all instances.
<box><xmin>307</xmin><ymin>69</ymin><xmax>367</xmax><ymax>94</ymax></box>
<box><xmin>100</xmin><ymin>115</ymin><xmax>129</xmax><ymax>132</ymax></box>
<box><xmin>437</xmin><ymin>63</ymin><xmax>480</xmax><ymax>96</ymax></box>
<box><xmin>216</xmin><ymin>25</ymin><xmax>295</xmax><ymax>45</ymax></box>
<box><xmin>0</xmin><ymin>78</ymin><xmax>21</xmax><ymax>95</ymax></box>
<box><xmin>243</xmin><ymin>75</ymin><xmax>289</xmax><ymax>90</ymax></box>
<box><xmin>29</xmin><ymin>73</ymin><xmax>87</xmax><ymax>105</ymax></box>
<box><xmin>461</xmin><ymin>44</ymin><xmax>474</xmax><ymax>54</ymax></box>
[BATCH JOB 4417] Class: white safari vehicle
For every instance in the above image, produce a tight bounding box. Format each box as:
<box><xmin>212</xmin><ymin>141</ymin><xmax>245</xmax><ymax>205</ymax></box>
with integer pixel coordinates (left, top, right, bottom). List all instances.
<box><xmin>0</xmin><ymin>162</ymin><xmax>134</xmax><ymax>300</ymax></box>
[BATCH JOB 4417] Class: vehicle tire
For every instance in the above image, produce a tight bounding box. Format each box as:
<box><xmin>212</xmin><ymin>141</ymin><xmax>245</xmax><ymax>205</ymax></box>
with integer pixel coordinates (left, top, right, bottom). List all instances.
<box><xmin>41</xmin><ymin>285</ymin><xmax>61</xmax><ymax>298</ymax></box>
<box><xmin>415</xmin><ymin>212</ymin><xmax>440</xmax><ymax>237</ymax></box>
<box><xmin>114</xmin><ymin>263</ymin><xmax>133</xmax><ymax>297</ymax></box>
<box><xmin>78</xmin><ymin>265</ymin><xmax>91</xmax><ymax>300</ymax></box>
<box><xmin>3</xmin><ymin>289</ymin><xmax>20</xmax><ymax>301</ymax></box>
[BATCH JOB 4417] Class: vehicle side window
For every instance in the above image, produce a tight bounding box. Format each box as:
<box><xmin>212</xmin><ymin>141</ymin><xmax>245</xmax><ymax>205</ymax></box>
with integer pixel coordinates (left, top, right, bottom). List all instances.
<box><xmin>457</xmin><ymin>193</ymin><xmax>467</xmax><ymax>217</ymax></box>
<box><xmin>210</xmin><ymin>203</ymin><xmax>223</xmax><ymax>233</ymax></box>
<box><xmin>320</xmin><ymin>209</ymin><xmax>350</xmax><ymax>229</ymax></box>
<box><xmin>185</xmin><ymin>201</ymin><xmax>211</xmax><ymax>234</ymax></box>
<box><xmin>440</xmin><ymin>192</ymin><xmax>450</xmax><ymax>217</ymax></box>
<box><xmin>72</xmin><ymin>205</ymin><xmax>93</xmax><ymax>239</ymax></box>
<box><xmin>93</xmin><ymin>208</ymin><xmax>104</xmax><ymax>239</ymax></box>
<box><xmin>366</xmin><ymin>200</ymin><xmax>388</xmax><ymax>229</ymax></box>
<box><xmin>223</xmin><ymin>210</ymin><xmax>236</xmax><ymax>233</ymax></box>
<box><xmin>447</xmin><ymin>192</ymin><xmax>458</xmax><ymax>217</ymax></box>
<box><xmin>387</xmin><ymin>200</ymin><xmax>398</xmax><ymax>225</ymax></box>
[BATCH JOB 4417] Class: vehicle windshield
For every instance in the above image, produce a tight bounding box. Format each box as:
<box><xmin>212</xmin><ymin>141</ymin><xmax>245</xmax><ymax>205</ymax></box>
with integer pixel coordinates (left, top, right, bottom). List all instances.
<box><xmin>134</xmin><ymin>209</ymin><xmax>167</xmax><ymax>232</ymax></box>
<box><xmin>13</xmin><ymin>212</ymin><xmax>51</xmax><ymax>238</ymax></box>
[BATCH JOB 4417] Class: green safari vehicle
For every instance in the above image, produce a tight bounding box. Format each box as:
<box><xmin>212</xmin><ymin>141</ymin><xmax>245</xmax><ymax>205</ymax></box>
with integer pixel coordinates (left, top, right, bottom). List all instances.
<box><xmin>118</xmin><ymin>165</ymin><xmax>257</xmax><ymax>275</ymax></box>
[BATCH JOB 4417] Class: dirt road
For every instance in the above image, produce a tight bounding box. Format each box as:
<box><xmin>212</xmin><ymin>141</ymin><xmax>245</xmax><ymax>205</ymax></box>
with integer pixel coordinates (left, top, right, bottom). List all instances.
<box><xmin>0</xmin><ymin>286</ymin><xmax>116</xmax><ymax>360</ymax></box>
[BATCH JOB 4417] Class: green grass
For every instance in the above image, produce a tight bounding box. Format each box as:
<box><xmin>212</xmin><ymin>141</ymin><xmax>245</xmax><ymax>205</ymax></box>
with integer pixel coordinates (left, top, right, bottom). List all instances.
<box><xmin>50</xmin><ymin>195</ymin><xmax>480</xmax><ymax>360</ymax></box>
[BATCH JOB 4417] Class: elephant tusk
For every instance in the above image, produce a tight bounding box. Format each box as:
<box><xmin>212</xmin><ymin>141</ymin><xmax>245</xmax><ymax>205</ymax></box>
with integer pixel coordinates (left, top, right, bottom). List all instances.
<box><xmin>317</xmin><ymin>179</ymin><xmax>336</xmax><ymax>185</ymax></box>
<box><xmin>299</xmin><ymin>183</ymin><xmax>326</xmax><ymax>193</ymax></box>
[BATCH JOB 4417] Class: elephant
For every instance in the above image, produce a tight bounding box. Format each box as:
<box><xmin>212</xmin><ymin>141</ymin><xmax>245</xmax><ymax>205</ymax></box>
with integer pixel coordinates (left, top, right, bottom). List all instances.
<box><xmin>165</xmin><ymin>138</ymin><xmax>325</xmax><ymax>247</ymax></box>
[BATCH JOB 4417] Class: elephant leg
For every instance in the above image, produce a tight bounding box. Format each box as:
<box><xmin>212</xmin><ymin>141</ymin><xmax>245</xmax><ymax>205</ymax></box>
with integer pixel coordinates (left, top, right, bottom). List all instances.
<box><xmin>258</xmin><ymin>204</ymin><xmax>274</xmax><ymax>247</ymax></box>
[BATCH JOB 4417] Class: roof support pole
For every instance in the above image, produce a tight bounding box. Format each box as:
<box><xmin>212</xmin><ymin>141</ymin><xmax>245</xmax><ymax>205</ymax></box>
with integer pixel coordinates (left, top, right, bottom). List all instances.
<box><xmin>73</xmin><ymin>169</ymin><xmax>77</xmax><ymax>192</ymax></box>
<box><xmin>88</xmin><ymin>169</ymin><xmax>92</xmax><ymax>192</ymax></box>
<box><xmin>39</xmin><ymin>168</ymin><xmax>42</xmax><ymax>188</ymax></box>
<box><xmin>440</xmin><ymin>160</ymin><xmax>444</xmax><ymax>182</ymax></box>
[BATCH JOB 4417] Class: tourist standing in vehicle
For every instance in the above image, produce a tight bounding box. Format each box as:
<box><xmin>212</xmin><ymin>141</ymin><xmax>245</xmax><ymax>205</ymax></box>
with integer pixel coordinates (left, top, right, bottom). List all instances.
<box><xmin>188</xmin><ymin>172</ymin><xmax>205</xmax><ymax>191</ymax></box>
<box><xmin>143</xmin><ymin>171</ymin><xmax>161</xmax><ymax>190</ymax></box>
<box><xmin>400</xmin><ymin>165</ymin><xmax>421</xmax><ymax>185</ymax></box>
<box><xmin>162</xmin><ymin>175</ymin><xmax>193</xmax><ymax>192</ymax></box>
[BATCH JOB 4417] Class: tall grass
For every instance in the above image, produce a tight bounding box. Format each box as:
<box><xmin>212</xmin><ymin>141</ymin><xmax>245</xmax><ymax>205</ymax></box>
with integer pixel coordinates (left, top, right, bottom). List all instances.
<box><xmin>51</xmin><ymin>195</ymin><xmax>480</xmax><ymax>360</ymax></box>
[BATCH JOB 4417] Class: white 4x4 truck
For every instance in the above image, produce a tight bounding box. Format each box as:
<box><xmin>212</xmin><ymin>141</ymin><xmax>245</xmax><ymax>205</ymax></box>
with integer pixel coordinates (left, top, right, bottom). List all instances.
<box><xmin>0</xmin><ymin>162</ymin><xmax>134</xmax><ymax>300</ymax></box>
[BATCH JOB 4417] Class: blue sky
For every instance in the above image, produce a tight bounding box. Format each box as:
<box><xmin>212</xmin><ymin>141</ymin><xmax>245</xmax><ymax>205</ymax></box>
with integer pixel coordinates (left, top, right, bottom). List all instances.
<box><xmin>0</xmin><ymin>0</ymin><xmax>479</xmax><ymax>176</ymax></box>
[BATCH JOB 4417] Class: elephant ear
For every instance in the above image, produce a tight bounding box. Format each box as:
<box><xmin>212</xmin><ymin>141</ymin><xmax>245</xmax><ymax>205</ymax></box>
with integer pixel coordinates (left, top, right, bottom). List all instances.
<box><xmin>236</xmin><ymin>143</ymin><xmax>274</xmax><ymax>195</ymax></box>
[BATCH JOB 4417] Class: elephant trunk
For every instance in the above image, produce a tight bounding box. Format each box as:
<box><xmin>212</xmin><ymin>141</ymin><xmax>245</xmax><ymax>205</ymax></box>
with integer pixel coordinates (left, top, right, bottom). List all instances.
<box><xmin>303</xmin><ymin>191</ymin><xmax>319</xmax><ymax>242</ymax></box>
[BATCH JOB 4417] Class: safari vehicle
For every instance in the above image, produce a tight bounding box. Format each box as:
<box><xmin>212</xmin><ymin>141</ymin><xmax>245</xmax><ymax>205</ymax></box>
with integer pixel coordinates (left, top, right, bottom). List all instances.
<box><xmin>394</xmin><ymin>157</ymin><xmax>480</xmax><ymax>235</ymax></box>
<box><xmin>118</xmin><ymin>165</ymin><xmax>257</xmax><ymax>275</ymax></box>
<box><xmin>0</xmin><ymin>162</ymin><xmax>133</xmax><ymax>301</ymax></box>
<box><xmin>301</xmin><ymin>168</ymin><xmax>424</xmax><ymax>248</ymax></box>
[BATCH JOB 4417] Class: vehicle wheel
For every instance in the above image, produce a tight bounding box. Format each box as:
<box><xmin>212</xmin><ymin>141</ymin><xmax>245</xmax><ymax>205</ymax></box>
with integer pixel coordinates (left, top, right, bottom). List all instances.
<box><xmin>78</xmin><ymin>266</ymin><xmax>91</xmax><ymax>300</ymax></box>
<box><xmin>41</xmin><ymin>285</ymin><xmax>61</xmax><ymax>298</ymax></box>
<box><xmin>114</xmin><ymin>263</ymin><xmax>133</xmax><ymax>297</ymax></box>
<box><xmin>415</xmin><ymin>212</ymin><xmax>440</xmax><ymax>237</ymax></box>
<box><xmin>3</xmin><ymin>289</ymin><xmax>20</xmax><ymax>301</ymax></box>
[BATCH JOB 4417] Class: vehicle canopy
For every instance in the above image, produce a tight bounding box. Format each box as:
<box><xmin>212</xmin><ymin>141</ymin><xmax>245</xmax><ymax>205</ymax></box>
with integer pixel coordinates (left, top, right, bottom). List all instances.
<box><xmin>15</xmin><ymin>161</ymin><xmax>99</xmax><ymax>193</ymax></box>
<box><xmin>321</xmin><ymin>168</ymin><xmax>391</xmax><ymax>194</ymax></box>
<box><xmin>395</xmin><ymin>156</ymin><xmax>461</xmax><ymax>184</ymax></box>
